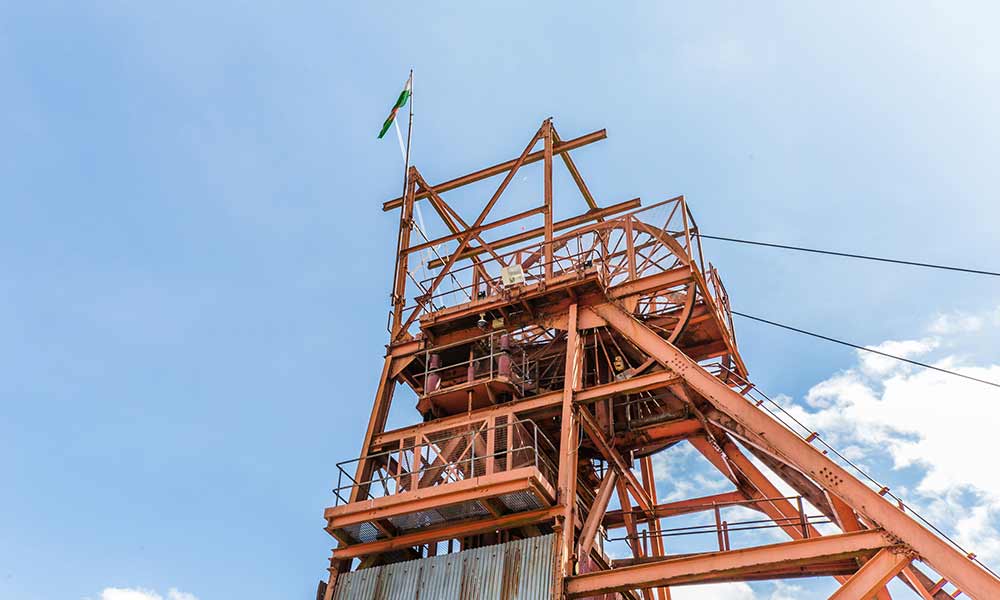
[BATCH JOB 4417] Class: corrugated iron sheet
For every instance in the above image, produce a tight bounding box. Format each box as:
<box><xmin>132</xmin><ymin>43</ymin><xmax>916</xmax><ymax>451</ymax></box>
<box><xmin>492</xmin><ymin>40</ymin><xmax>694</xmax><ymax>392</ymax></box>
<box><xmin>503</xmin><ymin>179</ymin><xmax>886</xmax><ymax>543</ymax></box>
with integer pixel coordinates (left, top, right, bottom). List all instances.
<box><xmin>332</xmin><ymin>534</ymin><xmax>554</xmax><ymax>600</ymax></box>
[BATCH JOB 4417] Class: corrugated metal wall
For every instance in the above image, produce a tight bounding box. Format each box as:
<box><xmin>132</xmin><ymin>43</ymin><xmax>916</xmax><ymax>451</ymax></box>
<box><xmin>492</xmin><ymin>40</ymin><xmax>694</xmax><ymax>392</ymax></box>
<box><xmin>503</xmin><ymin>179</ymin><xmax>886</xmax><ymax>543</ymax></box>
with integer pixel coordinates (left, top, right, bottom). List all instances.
<box><xmin>332</xmin><ymin>534</ymin><xmax>554</xmax><ymax>600</ymax></box>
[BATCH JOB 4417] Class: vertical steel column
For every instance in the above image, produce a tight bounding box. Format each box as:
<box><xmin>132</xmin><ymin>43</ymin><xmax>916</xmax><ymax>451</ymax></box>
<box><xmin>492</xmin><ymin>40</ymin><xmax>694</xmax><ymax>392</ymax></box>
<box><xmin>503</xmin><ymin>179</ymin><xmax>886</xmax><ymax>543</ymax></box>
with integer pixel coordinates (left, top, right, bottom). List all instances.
<box><xmin>640</xmin><ymin>455</ymin><xmax>671</xmax><ymax>600</ymax></box>
<box><xmin>556</xmin><ymin>303</ymin><xmax>581</xmax><ymax>585</ymax></box>
<box><xmin>390</xmin><ymin>170</ymin><xmax>417</xmax><ymax>338</ymax></box>
<box><xmin>714</xmin><ymin>503</ymin><xmax>725</xmax><ymax>552</ymax></box>
<box><xmin>797</xmin><ymin>496</ymin><xmax>809</xmax><ymax>539</ymax></box>
<box><xmin>349</xmin><ymin>355</ymin><xmax>398</xmax><ymax>503</ymax></box>
<box><xmin>486</xmin><ymin>417</ymin><xmax>496</xmax><ymax>476</ymax></box>
<box><xmin>543</xmin><ymin>119</ymin><xmax>554</xmax><ymax>280</ymax></box>
<box><xmin>625</xmin><ymin>216</ymin><xmax>637</xmax><ymax>280</ymax></box>
<box><xmin>412</xmin><ymin>439</ymin><xmax>422</xmax><ymax>490</ymax></box>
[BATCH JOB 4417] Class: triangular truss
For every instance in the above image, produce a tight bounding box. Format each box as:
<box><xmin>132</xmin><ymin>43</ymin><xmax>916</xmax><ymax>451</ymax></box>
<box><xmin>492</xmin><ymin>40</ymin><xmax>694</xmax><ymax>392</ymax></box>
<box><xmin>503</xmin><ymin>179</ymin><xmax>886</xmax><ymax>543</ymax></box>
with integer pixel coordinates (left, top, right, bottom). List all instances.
<box><xmin>317</xmin><ymin>120</ymin><xmax>1000</xmax><ymax>600</ymax></box>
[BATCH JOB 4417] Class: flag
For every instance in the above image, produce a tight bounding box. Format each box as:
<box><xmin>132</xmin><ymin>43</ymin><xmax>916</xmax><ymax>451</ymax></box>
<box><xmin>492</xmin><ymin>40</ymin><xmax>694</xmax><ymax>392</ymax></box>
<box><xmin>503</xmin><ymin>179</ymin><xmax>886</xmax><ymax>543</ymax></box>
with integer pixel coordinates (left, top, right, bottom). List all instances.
<box><xmin>378</xmin><ymin>75</ymin><xmax>412</xmax><ymax>139</ymax></box>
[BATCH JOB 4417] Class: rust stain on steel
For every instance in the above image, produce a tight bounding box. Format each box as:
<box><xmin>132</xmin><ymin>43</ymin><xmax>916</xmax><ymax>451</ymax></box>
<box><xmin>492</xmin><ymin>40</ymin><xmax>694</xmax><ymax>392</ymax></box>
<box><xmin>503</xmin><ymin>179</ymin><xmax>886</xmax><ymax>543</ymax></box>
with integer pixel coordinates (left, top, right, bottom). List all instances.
<box><xmin>500</xmin><ymin>543</ymin><xmax>523</xmax><ymax>600</ymax></box>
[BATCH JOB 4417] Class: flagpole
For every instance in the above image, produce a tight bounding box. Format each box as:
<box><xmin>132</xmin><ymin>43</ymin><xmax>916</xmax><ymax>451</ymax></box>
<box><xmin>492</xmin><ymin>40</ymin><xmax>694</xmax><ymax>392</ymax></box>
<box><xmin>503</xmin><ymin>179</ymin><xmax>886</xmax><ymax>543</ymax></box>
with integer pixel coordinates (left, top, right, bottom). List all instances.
<box><xmin>390</xmin><ymin>70</ymin><xmax>415</xmax><ymax>322</ymax></box>
<box><xmin>401</xmin><ymin>69</ymin><xmax>414</xmax><ymax>200</ymax></box>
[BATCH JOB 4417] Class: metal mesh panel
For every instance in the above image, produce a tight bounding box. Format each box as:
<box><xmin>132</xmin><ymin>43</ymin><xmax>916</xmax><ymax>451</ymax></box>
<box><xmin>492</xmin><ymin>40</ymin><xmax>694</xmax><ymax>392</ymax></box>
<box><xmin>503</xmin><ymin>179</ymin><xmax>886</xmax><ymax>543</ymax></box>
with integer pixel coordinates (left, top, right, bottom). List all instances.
<box><xmin>497</xmin><ymin>490</ymin><xmax>546</xmax><ymax>513</ymax></box>
<box><xmin>435</xmin><ymin>500</ymin><xmax>491</xmax><ymax>522</ymax></box>
<box><xmin>387</xmin><ymin>511</ymin><xmax>436</xmax><ymax>532</ymax></box>
<box><xmin>340</xmin><ymin>521</ymin><xmax>384</xmax><ymax>543</ymax></box>
<box><xmin>386</xmin><ymin>499</ymin><xmax>491</xmax><ymax>533</ymax></box>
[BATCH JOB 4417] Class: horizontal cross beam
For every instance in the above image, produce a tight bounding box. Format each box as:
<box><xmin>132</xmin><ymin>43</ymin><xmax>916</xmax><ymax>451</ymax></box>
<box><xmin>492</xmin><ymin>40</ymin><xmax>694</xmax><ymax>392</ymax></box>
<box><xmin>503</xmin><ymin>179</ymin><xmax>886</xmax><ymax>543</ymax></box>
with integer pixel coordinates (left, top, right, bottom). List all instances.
<box><xmin>565</xmin><ymin>530</ymin><xmax>890</xmax><ymax>597</ymax></box>
<box><xmin>331</xmin><ymin>505</ymin><xmax>561</xmax><ymax>559</ymax></box>
<box><xmin>372</xmin><ymin>367</ymin><xmax>681</xmax><ymax>448</ymax></box>
<box><xmin>383</xmin><ymin>129</ymin><xmax>607</xmax><ymax>211</ymax></box>
<box><xmin>424</xmin><ymin>197</ymin><xmax>640</xmax><ymax>269</ymax></box>
<box><xmin>603</xmin><ymin>490</ymin><xmax>750</xmax><ymax>529</ymax></box>
<box><xmin>405</xmin><ymin>204</ymin><xmax>546</xmax><ymax>255</ymax></box>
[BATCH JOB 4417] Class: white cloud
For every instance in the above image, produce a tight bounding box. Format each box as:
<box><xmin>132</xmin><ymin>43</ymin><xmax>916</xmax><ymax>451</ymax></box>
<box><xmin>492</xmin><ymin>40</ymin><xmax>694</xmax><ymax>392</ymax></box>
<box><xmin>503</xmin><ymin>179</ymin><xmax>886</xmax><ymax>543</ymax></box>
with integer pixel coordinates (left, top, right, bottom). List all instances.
<box><xmin>954</xmin><ymin>504</ymin><xmax>1000</xmax><ymax>562</ymax></box>
<box><xmin>98</xmin><ymin>588</ymin><xmax>198</xmax><ymax>600</ymax></box>
<box><xmin>671</xmin><ymin>582</ymin><xmax>756</xmax><ymax>600</ymax></box>
<box><xmin>857</xmin><ymin>337</ymin><xmax>938</xmax><ymax>376</ymax></box>
<box><xmin>669</xmin><ymin>581</ymin><xmax>805</xmax><ymax>599</ymax></box>
<box><xmin>778</xmin><ymin>306</ymin><xmax>1000</xmax><ymax>562</ymax></box>
<box><xmin>768</xmin><ymin>581</ymin><xmax>806</xmax><ymax>600</ymax></box>
<box><xmin>100</xmin><ymin>590</ymin><xmax>162</xmax><ymax>600</ymax></box>
<box><xmin>651</xmin><ymin>442</ymin><xmax>732</xmax><ymax>502</ymax></box>
<box><xmin>802</xmin><ymin>356</ymin><xmax>1000</xmax><ymax>498</ymax></box>
<box><xmin>928</xmin><ymin>307</ymin><xmax>1000</xmax><ymax>335</ymax></box>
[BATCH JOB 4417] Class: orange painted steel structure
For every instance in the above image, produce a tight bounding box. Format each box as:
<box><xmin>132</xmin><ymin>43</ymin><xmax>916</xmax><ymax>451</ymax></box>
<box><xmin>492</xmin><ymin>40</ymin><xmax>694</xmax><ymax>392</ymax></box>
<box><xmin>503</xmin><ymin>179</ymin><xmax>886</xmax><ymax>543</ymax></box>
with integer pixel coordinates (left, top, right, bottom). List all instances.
<box><xmin>317</xmin><ymin>120</ymin><xmax>1000</xmax><ymax>600</ymax></box>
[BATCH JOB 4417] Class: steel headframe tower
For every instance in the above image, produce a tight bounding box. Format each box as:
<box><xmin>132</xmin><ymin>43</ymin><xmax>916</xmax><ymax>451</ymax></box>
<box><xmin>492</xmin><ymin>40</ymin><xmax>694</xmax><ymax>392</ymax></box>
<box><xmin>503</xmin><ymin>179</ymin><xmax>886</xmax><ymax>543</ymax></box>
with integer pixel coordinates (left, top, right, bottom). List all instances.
<box><xmin>317</xmin><ymin>120</ymin><xmax>1000</xmax><ymax>600</ymax></box>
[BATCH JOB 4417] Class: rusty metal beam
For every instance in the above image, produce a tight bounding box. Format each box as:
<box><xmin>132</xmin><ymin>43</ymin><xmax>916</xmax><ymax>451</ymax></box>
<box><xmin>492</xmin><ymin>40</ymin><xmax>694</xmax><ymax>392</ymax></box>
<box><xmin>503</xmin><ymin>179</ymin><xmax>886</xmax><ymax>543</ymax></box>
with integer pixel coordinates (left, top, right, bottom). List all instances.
<box><xmin>332</xmin><ymin>506</ymin><xmax>561</xmax><ymax>559</ymax></box>
<box><xmin>325</xmin><ymin>466</ymin><xmax>553</xmax><ymax>530</ymax></box>
<box><xmin>607</xmin><ymin>267</ymin><xmax>693</xmax><ymax>300</ymax></box>
<box><xmin>425</xmin><ymin>197</ymin><xmax>641</xmax><ymax>268</ymax></box>
<box><xmin>900</xmin><ymin>566</ymin><xmax>941</xmax><ymax>600</ymax></box>
<box><xmin>388</xmin><ymin>171</ymin><xmax>418</xmax><ymax>338</ymax></box>
<box><xmin>614</xmin><ymin>418</ymin><xmax>702</xmax><ymax>450</ymax></box>
<box><xmin>373</xmin><ymin>368</ymin><xmax>681</xmax><ymax>448</ymax></box>
<box><xmin>383</xmin><ymin>128</ymin><xmax>608</xmax><ymax>211</ymax></box>
<box><xmin>593</xmin><ymin>301</ymin><xmax>1000</xmax><ymax>599</ymax></box>
<box><xmin>565</xmin><ymin>530</ymin><xmax>891</xmax><ymax>597</ymax></box>
<box><xmin>828</xmin><ymin>549</ymin><xmax>910</xmax><ymax>600</ymax></box>
<box><xmin>543</xmin><ymin>120</ymin><xmax>555</xmax><ymax>279</ymax></box>
<box><xmin>614</xmin><ymin>478</ymin><xmax>654</xmax><ymax>600</ymax></box>
<box><xmin>551</xmin><ymin>124</ymin><xmax>599</xmax><ymax>213</ymax></box>
<box><xmin>556</xmin><ymin>303</ymin><xmax>582</xmax><ymax>579</ymax></box>
<box><xmin>688</xmin><ymin>435</ymin><xmax>739</xmax><ymax>485</ymax></box>
<box><xmin>395</xmin><ymin>123</ymin><xmax>545</xmax><ymax>338</ymax></box>
<box><xmin>712</xmin><ymin>431</ymin><xmax>824</xmax><ymax>541</ymax></box>
<box><xmin>405</xmin><ymin>204</ymin><xmax>546</xmax><ymax>255</ymax></box>
<box><xmin>639</xmin><ymin>455</ymin><xmax>670</xmax><ymax>600</ymax></box>
<box><xmin>349</xmin><ymin>355</ymin><xmax>397</xmax><ymax>503</ymax></box>
<box><xmin>829</xmin><ymin>493</ymin><xmax>864</xmax><ymax>533</ymax></box>
<box><xmin>578</xmin><ymin>470</ymin><xmax>618</xmax><ymax>561</ymax></box>
<box><xmin>603</xmin><ymin>490</ymin><xmax>751</xmax><ymax>529</ymax></box>
<box><xmin>578</xmin><ymin>407</ymin><xmax>654</xmax><ymax>515</ymax></box>
<box><xmin>743</xmin><ymin>441</ymin><xmax>838</xmax><ymax>525</ymax></box>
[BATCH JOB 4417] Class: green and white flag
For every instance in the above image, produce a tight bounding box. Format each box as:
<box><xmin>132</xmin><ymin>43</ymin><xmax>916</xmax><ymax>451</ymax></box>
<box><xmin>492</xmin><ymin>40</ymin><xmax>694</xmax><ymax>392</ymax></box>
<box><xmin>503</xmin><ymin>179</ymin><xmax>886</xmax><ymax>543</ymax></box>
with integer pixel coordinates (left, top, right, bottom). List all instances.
<box><xmin>377</xmin><ymin>74</ymin><xmax>412</xmax><ymax>139</ymax></box>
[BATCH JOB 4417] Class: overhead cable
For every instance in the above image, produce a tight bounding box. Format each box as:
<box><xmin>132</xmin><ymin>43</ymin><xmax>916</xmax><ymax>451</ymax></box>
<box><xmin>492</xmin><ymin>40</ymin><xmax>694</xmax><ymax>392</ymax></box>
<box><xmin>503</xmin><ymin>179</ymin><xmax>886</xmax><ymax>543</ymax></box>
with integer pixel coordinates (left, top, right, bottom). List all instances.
<box><xmin>731</xmin><ymin>310</ymin><xmax>1000</xmax><ymax>390</ymax></box>
<box><xmin>696</xmin><ymin>233</ymin><xmax>1000</xmax><ymax>277</ymax></box>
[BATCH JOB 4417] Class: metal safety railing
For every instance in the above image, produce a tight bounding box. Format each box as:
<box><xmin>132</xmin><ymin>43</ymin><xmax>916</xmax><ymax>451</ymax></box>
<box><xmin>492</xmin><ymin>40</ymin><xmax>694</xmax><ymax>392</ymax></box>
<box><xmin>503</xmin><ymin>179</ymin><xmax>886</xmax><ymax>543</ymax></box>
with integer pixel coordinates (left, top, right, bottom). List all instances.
<box><xmin>332</xmin><ymin>418</ymin><xmax>557</xmax><ymax>506</ymax></box>
<box><xmin>705</xmin><ymin>263</ymin><xmax>735</xmax><ymax>338</ymax></box>
<box><xmin>605</xmin><ymin>495</ymin><xmax>831</xmax><ymax>556</ymax></box>
<box><xmin>393</xmin><ymin>197</ymin><xmax>718</xmax><ymax>326</ymax></box>
<box><xmin>419</xmin><ymin>329</ymin><xmax>532</xmax><ymax>397</ymax></box>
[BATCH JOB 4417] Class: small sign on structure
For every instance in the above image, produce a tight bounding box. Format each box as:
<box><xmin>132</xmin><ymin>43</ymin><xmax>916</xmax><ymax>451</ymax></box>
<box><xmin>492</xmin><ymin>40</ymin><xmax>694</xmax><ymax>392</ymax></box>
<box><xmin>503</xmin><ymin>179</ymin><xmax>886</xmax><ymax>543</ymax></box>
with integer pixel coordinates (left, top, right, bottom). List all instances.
<box><xmin>501</xmin><ymin>264</ymin><xmax>526</xmax><ymax>287</ymax></box>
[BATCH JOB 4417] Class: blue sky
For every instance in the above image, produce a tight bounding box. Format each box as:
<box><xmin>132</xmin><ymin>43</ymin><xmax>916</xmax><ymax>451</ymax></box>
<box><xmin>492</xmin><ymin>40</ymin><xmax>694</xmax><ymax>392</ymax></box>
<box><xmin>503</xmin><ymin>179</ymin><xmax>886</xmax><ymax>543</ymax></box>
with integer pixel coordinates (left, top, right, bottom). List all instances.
<box><xmin>2</xmin><ymin>2</ymin><xmax>999</xmax><ymax>599</ymax></box>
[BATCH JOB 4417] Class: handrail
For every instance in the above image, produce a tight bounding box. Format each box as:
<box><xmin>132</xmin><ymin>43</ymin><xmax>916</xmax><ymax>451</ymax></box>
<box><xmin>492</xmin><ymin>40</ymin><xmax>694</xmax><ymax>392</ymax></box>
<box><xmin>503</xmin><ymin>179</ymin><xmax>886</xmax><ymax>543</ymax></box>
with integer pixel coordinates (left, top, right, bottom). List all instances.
<box><xmin>332</xmin><ymin>418</ymin><xmax>557</xmax><ymax>506</ymax></box>
<box><xmin>604</xmin><ymin>495</ymin><xmax>827</xmax><ymax>555</ymax></box>
<box><xmin>396</xmin><ymin>197</ymin><xmax>700</xmax><ymax>330</ymax></box>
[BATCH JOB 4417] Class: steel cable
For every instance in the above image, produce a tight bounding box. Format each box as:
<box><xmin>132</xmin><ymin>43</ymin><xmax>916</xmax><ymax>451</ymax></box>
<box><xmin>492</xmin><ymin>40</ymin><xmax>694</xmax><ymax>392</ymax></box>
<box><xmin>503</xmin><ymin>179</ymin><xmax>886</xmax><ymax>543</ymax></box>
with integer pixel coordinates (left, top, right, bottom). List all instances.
<box><xmin>696</xmin><ymin>233</ymin><xmax>1000</xmax><ymax>277</ymax></box>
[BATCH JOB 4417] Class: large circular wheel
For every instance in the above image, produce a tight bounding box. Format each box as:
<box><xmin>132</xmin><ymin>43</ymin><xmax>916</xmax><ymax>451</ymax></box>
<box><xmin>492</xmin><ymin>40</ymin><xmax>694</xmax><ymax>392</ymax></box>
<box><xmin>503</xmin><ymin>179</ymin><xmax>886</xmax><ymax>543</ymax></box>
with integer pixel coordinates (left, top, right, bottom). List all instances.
<box><xmin>585</xmin><ymin>218</ymin><xmax>698</xmax><ymax>344</ymax></box>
